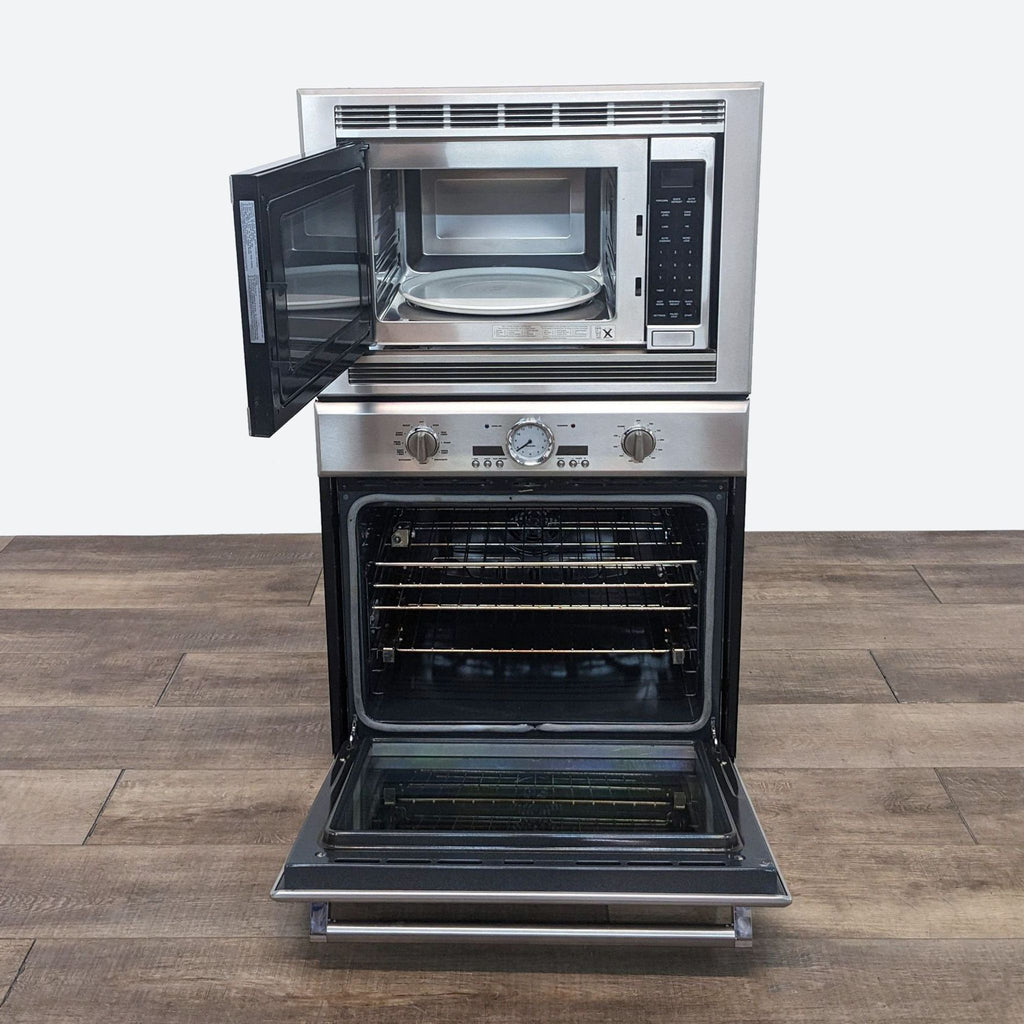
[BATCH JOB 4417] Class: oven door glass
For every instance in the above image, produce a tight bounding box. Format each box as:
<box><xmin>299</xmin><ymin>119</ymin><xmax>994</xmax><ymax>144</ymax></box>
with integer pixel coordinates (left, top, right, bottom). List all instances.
<box><xmin>231</xmin><ymin>142</ymin><xmax>373</xmax><ymax>437</ymax></box>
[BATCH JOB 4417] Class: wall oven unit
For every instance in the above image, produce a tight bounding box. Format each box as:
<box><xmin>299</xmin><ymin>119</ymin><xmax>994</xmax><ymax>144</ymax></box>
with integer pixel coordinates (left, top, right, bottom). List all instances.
<box><xmin>269</xmin><ymin>399</ymin><xmax>789</xmax><ymax>946</ymax></box>
<box><xmin>230</xmin><ymin>83</ymin><xmax>787</xmax><ymax>947</ymax></box>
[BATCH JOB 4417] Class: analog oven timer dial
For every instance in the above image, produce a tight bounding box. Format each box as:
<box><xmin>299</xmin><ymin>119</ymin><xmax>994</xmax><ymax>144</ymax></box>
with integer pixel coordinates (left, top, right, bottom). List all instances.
<box><xmin>506</xmin><ymin>417</ymin><xmax>555</xmax><ymax>467</ymax></box>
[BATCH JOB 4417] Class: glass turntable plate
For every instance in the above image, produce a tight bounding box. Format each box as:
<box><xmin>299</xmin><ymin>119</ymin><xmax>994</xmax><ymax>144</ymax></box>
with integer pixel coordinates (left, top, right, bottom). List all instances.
<box><xmin>399</xmin><ymin>267</ymin><xmax>601</xmax><ymax>316</ymax></box>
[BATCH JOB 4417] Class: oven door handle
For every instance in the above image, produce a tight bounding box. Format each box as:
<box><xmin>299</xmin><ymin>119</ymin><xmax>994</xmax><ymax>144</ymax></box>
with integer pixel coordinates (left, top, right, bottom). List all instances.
<box><xmin>311</xmin><ymin>905</ymin><xmax>754</xmax><ymax>947</ymax></box>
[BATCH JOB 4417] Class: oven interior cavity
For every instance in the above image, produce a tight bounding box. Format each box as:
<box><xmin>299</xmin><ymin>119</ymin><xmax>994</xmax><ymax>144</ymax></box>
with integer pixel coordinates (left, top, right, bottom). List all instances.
<box><xmin>353</xmin><ymin>503</ymin><xmax>710</xmax><ymax>728</ymax></box>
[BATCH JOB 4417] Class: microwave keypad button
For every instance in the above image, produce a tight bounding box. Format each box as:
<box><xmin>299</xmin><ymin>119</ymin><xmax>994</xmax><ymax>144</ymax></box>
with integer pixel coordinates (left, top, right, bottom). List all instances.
<box><xmin>649</xmin><ymin>329</ymin><xmax>696</xmax><ymax>349</ymax></box>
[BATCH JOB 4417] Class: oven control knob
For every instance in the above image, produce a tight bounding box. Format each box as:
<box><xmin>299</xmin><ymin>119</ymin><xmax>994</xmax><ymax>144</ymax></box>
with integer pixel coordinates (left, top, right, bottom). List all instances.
<box><xmin>621</xmin><ymin>427</ymin><xmax>657</xmax><ymax>462</ymax></box>
<box><xmin>405</xmin><ymin>427</ymin><xmax>439</xmax><ymax>464</ymax></box>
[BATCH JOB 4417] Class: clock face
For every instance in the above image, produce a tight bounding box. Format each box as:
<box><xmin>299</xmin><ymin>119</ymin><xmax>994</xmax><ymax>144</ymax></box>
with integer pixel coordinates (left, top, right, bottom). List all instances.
<box><xmin>506</xmin><ymin>418</ymin><xmax>555</xmax><ymax>466</ymax></box>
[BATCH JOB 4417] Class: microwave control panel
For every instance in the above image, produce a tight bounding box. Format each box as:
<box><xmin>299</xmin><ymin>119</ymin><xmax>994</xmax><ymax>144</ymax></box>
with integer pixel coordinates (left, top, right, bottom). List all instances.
<box><xmin>644</xmin><ymin>136</ymin><xmax>715</xmax><ymax>353</ymax></box>
<box><xmin>647</xmin><ymin>160</ymin><xmax>705</xmax><ymax>329</ymax></box>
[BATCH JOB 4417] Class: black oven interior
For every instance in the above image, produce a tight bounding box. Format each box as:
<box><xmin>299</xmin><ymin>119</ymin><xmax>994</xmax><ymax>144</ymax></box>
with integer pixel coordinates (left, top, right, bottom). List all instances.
<box><xmin>353</xmin><ymin>502</ymin><xmax>710</xmax><ymax>729</ymax></box>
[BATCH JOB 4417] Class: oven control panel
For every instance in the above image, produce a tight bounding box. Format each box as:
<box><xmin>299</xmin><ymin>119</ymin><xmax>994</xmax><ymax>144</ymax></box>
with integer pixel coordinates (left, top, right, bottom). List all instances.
<box><xmin>317</xmin><ymin>401</ymin><xmax>748</xmax><ymax>477</ymax></box>
<box><xmin>394</xmin><ymin>414</ymin><xmax>665</xmax><ymax>470</ymax></box>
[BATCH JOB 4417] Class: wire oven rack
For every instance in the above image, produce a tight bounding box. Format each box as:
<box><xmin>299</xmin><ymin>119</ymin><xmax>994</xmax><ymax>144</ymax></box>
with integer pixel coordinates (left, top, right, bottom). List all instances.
<box><xmin>365</xmin><ymin>507</ymin><xmax>701</xmax><ymax>663</ymax></box>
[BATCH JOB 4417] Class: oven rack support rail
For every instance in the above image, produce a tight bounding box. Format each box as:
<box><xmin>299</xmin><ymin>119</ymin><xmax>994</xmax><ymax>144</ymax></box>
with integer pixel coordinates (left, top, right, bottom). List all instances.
<box><xmin>307</xmin><ymin>902</ymin><xmax>754</xmax><ymax>948</ymax></box>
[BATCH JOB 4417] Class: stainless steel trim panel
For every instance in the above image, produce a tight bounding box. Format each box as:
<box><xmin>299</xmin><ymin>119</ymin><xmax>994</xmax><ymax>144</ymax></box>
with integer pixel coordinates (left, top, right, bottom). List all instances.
<box><xmin>294</xmin><ymin>84</ymin><xmax>760</xmax><ymax>394</ymax></box>
<box><xmin>316</xmin><ymin>921</ymin><xmax>747</xmax><ymax>946</ymax></box>
<box><xmin>367</xmin><ymin>138</ymin><xmax>648</xmax><ymax>348</ymax></box>
<box><xmin>646</xmin><ymin>136</ymin><xmax>715</xmax><ymax>351</ymax></box>
<box><xmin>272</xmin><ymin>887</ymin><xmax>792</xmax><ymax>907</ymax></box>
<box><xmin>326</xmin><ymin>350</ymin><xmax>720</xmax><ymax>397</ymax></box>
<box><xmin>315</xmin><ymin>399</ymin><xmax>748</xmax><ymax>476</ymax></box>
<box><xmin>298</xmin><ymin>83</ymin><xmax>762</xmax><ymax>151</ymax></box>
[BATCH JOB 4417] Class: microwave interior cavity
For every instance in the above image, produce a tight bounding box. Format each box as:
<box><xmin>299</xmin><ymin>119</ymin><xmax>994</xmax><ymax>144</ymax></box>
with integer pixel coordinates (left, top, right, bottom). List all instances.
<box><xmin>371</xmin><ymin>164</ymin><xmax>618</xmax><ymax>323</ymax></box>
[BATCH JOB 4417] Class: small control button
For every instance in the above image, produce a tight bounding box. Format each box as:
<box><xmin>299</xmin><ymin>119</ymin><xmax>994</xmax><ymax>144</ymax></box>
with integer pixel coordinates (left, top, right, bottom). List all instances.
<box><xmin>569</xmin><ymin>460</ymin><xmax>578</xmax><ymax>468</ymax></box>
<box><xmin>581</xmin><ymin>459</ymin><xmax>590</xmax><ymax>468</ymax></box>
<box><xmin>556</xmin><ymin>459</ymin><xmax>566</xmax><ymax>468</ymax></box>
<box><xmin>471</xmin><ymin>459</ymin><xmax>480</xmax><ymax>468</ymax></box>
<box><xmin>495</xmin><ymin>459</ymin><xmax>504</xmax><ymax>468</ymax></box>
<box><xmin>483</xmin><ymin>459</ymin><xmax>492</xmax><ymax>468</ymax></box>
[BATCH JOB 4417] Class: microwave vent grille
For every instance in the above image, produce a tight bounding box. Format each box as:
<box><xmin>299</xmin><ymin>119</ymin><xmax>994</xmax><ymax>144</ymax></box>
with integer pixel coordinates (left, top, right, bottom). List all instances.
<box><xmin>346</xmin><ymin>360</ymin><xmax>718</xmax><ymax>386</ymax></box>
<box><xmin>336</xmin><ymin>99</ymin><xmax>725</xmax><ymax>133</ymax></box>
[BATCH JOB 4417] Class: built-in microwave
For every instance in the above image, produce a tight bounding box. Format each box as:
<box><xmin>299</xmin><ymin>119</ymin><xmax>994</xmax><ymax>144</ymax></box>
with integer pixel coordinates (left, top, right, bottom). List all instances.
<box><xmin>231</xmin><ymin>84</ymin><xmax>762</xmax><ymax>435</ymax></box>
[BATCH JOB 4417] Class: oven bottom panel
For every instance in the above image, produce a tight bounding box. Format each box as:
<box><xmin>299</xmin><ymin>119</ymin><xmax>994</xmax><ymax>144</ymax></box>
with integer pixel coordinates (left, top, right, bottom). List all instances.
<box><xmin>272</xmin><ymin>739</ymin><xmax>789</xmax><ymax>907</ymax></box>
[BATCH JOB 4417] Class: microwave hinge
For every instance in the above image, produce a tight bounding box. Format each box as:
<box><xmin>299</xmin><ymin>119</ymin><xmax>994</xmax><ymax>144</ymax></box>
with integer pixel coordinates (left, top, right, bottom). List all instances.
<box><xmin>710</xmin><ymin>716</ymin><xmax>720</xmax><ymax>751</ymax></box>
<box><xmin>346</xmin><ymin>717</ymin><xmax>359</xmax><ymax>750</ymax></box>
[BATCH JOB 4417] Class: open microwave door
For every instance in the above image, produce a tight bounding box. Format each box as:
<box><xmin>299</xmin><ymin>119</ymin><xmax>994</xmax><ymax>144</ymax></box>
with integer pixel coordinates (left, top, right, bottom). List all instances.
<box><xmin>231</xmin><ymin>143</ymin><xmax>373</xmax><ymax>437</ymax></box>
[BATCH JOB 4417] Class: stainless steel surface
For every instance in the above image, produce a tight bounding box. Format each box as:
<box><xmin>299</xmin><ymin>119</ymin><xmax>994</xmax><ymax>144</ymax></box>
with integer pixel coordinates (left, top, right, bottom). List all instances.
<box><xmin>403</xmin><ymin>426</ymin><xmax>439</xmax><ymax>464</ymax></box>
<box><xmin>418</xmin><ymin>168</ymin><xmax>588</xmax><ymax>257</ymax></box>
<box><xmin>309</xmin><ymin>902</ymin><xmax>328</xmax><ymax>942</ymax></box>
<box><xmin>621</xmin><ymin>426</ymin><xmax>657</xmax><ymax>462</ymax></box>
<box><xmin>733</xmin><ymin>905</ymin><xmax>753</xmax><ymax>948</ymax></box>
<box><xmin>316</xmin><ymin>399</ymin><xmax>748</xmax><ymax>477</ymax></box>
<box><xmin>367</xmin><ymin>137</ymin><xmax>648</xmax><ymax>348</ymax></box>
<box><xmin>649</xmin><ymin>329</ymin><xmax>698</xmax><ymax>350</ymax></box>
<box><xmin>297</xmin><ymin>83</ymin><xmax>758</xmax><ymax>151</ymax></box>
<box><xmin>646</xmin><ymin>135</ymin><xmax>715</xmax><ymax>352</ymax></box>
<box><xmin>346</xmin><ymin>494</ymin><xmax>717</xmax><ymax>736</ymax></box>
<box><xmin>292</xmin><ymin>83</ymin><xmax>761</xmax><ymax>394</ymax></box>
<box><xmin>316</xmin><ymin>921</ymin><xmax>746</xmax><ymax>946</ymax></box>
<box><xmin>273</xmin><ymin>886</ymin><xmax>792</xmax><ymax>907</ymax></box>
<box><xmin>330</xmin><ymin>349</ymin><xmax>719</xmax><ymax>395</ymax></box>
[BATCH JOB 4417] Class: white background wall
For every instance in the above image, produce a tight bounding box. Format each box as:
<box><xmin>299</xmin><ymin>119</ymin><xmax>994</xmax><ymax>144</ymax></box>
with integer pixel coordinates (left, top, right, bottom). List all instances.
<box><xmin>1</xmin><ymin>1</ymin><xmax>1021</xmax><ymax>534</ymax></box>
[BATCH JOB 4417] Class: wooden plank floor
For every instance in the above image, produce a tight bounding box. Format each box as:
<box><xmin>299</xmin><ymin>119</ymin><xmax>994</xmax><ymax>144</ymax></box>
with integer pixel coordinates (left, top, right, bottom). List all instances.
<box><xmin>0</xmin><ymin>532</ymin><xmax>1022</xmax><ymax>1023</ymax></box>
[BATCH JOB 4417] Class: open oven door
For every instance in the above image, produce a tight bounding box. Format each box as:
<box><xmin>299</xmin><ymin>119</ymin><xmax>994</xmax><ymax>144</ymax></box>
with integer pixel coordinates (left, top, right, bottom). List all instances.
<box><xmin>271</xmin><ymin>732</ymin><xmax>790</xmax><ymax>945</ymax></box>
<box><xmin>231</xmin><ymin>142</ymin><xmax>373</xmax><ymax>437</ymax></box>
<box><xmin>270</xmin><ymin>480</ymin><xmax>790</xmax><ymax>945</ymax></box>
